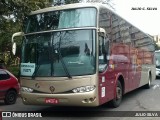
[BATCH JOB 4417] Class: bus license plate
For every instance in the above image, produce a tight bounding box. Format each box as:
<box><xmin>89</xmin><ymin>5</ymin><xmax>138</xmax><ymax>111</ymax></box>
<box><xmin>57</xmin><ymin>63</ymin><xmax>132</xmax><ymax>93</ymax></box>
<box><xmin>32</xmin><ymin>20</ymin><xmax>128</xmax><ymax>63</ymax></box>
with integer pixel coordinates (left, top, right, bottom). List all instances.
<box><xmin>45</xmin><ymin>98</ymin><xmax>59</xmax><ymax>104</ymax></box>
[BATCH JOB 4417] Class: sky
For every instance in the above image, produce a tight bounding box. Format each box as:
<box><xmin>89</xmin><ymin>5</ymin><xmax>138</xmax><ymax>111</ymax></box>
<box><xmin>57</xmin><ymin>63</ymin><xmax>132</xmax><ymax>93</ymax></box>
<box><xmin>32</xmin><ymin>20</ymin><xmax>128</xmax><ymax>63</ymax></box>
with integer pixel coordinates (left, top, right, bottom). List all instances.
<box><xmin>113</xmin><ymin>0</ymin><xmax>160</xmax><ymax>35</ymax></box>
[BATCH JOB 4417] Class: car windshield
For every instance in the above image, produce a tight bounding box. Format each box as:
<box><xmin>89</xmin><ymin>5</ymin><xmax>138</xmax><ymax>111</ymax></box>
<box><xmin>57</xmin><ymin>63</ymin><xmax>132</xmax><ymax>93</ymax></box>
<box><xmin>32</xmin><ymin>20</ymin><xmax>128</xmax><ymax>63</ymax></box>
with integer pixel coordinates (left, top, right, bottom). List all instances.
<box><xmin>21</xmin><ymin>29</ymin><xmax>96</xmax><ymax>77</ymax></box>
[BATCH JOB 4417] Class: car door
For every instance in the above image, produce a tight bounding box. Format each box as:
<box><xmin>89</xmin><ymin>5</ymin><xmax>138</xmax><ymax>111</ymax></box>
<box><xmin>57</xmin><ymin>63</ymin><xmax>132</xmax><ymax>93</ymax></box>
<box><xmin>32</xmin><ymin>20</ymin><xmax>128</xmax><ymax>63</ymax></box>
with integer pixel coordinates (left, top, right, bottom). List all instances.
<box><xmin>0</xmin><ymin>70</ymin><xmax>10</xmax><ymax>99</ymax></box>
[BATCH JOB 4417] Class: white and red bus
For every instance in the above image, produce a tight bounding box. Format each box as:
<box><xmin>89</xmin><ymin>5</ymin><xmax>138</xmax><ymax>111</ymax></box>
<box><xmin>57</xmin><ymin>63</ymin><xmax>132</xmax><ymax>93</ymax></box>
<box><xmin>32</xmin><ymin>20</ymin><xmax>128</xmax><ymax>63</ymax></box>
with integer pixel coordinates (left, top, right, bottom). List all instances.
<box><xmin>12</xmin><ymin>3</ymin><xmax>156</xmax><ymax>107</ymax></box>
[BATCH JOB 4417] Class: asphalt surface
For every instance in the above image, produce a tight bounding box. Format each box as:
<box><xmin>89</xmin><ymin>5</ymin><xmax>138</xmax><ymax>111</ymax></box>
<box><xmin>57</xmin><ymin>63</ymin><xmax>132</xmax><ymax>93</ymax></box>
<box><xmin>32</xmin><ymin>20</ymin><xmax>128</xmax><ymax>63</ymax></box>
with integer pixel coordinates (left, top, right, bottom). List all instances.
<box><xmin>1</xmin><ymin>79</ymin><xmax>160</xmax><ymax>120</ymax></box>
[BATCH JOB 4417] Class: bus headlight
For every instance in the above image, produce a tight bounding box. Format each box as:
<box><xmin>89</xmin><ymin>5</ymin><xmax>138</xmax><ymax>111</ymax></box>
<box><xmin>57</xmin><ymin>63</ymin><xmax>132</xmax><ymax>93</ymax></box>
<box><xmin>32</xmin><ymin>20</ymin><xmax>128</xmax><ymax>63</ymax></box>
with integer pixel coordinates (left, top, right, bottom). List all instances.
<box><xmin>21</xmin><ymin>87</ymin><xmax>33</xmax><ymax>93</ymax></box>
<box><xmin>72</xmin><ymin>86</ymin><xmax>96</xmax><ymax>93</ymax></box>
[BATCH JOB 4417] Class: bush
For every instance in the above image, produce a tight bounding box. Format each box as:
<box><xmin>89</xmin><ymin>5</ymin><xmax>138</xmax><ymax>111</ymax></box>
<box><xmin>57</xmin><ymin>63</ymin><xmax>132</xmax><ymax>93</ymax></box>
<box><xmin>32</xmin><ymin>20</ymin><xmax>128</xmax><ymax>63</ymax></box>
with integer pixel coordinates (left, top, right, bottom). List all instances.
<box><xmin>7</xmin><ymin>65</ymin><xmax>20</xmax><ymax>78</ymax></box>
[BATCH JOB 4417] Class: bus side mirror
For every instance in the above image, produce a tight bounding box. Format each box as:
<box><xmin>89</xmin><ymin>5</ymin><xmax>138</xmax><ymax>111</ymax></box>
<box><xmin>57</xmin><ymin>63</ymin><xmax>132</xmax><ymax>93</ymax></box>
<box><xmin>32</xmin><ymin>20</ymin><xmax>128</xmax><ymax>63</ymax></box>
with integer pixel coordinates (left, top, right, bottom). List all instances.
<box><xmin>12</xmin><ymin>42</ymin><xmax>16</xmax><ymax>55</ymax></box>
<box><xmin>12</xmin><ymin>32</ymin><xmax>24</xmax><ymax>55</ymax></box>
<box><xmin>98</xmin><ymin>28</ymin><xmax>106</xmax><ymax>35</ymax></box>
<box><xmin>98</xmin><ymin>28</ymin><xmax>106</xmax><ymax>43</ymax></box>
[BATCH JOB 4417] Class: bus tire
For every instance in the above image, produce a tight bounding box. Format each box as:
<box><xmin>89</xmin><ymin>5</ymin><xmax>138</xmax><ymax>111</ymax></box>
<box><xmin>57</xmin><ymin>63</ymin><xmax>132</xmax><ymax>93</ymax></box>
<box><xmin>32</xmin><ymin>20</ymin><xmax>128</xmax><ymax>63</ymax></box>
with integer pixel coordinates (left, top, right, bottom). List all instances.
<box><xmin>109</xmin><ymin>80</ymin><xmax>122</xmax><ymax>108</ymax></box>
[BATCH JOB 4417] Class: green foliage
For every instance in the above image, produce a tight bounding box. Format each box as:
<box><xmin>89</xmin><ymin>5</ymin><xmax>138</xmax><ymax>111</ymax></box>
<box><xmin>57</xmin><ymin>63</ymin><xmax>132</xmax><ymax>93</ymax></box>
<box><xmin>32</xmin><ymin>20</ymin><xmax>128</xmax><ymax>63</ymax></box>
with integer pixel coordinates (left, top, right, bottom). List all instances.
<box><xmin>0</xmin><ymin>0</ymin><xmax>50</xmax><ymax>54</ymax></box>
<box><xmin>65</xmin><ymin>0</ymin><xmax>80</xmax><ymax>4</ymax></box>
<box><xmin>7</xmin><ymin>65</ymin><xmax>20</xmax><ymax>78</ymax></box>
<box><xmin>1</xmin><ymin>0</ymin><xmax>48</xmax><ymax>19</ymax></box>
<box><xmin>54</xmin><ymin>0</ymin><xmax>79</xmax><ymax>4</ymax></box>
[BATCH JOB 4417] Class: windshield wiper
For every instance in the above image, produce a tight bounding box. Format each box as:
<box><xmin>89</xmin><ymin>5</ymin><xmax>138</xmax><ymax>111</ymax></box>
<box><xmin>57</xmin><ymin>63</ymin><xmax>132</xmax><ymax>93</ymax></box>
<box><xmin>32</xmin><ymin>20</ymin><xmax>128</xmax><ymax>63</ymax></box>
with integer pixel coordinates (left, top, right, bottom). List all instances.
<box><xmin>57</xmin><ymin>48</ymin><xmax>72</xmax><ymax>79</ymax></box>
<box><xmin>55</xmin><ymin>35</ymin><xmax>72</xmax><ymax>79</ymax></box>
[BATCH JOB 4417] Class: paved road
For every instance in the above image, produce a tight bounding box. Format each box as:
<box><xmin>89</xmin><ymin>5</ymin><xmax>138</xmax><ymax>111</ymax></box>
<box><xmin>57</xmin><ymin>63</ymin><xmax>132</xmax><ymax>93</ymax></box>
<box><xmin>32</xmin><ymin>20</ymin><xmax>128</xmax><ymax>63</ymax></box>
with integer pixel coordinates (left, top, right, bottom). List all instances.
<box><xmin>1</xmin><ymin>79</ymin><xmax>160</xmax><ymax>120</ymax></box>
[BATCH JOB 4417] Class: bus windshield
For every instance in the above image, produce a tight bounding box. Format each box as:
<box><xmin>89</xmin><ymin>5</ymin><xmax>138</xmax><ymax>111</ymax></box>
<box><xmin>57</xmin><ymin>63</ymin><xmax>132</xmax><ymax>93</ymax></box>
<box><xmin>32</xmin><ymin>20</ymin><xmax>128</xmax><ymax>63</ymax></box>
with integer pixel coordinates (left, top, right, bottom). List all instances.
<box><xmin>21</xmin><ymin>29</ymin><xmax>96</xmax><ymax>77</ymax></box>
<box><xmin>24</xmin><ymin>8</ymin><xmax>97</xmax><ymax>33</ymax></box>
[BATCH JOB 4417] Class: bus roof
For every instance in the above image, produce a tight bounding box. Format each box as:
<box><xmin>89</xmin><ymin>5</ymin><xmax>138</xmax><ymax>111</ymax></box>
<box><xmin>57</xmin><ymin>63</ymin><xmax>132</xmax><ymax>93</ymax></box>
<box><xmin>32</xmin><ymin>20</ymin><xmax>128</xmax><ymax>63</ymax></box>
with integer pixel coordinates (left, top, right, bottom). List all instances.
<box><xmin>29</xmin><ymin>3</ymin><xmax>153</xmax><ymax>40</ymax></box>
<box><xmin>30</xmin><ymin>3</ymin><xmax>105</xmax><ymax>15</ymax></box>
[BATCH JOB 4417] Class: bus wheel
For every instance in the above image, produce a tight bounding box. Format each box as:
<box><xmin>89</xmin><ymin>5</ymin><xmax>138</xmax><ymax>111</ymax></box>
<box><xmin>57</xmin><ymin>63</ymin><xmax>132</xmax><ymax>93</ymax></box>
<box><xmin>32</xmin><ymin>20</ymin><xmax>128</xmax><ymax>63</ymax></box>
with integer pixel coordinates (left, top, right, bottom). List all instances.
<box><xmin>110</xmin><ymin>80</ymin><xmax>122</xmax><ymax>108</ymax></box>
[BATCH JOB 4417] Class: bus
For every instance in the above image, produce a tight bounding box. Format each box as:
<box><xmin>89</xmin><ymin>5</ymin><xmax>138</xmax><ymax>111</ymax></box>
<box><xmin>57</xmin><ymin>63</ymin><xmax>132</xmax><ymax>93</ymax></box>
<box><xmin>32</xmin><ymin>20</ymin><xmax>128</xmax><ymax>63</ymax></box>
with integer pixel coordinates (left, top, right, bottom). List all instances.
<box><xmin>155</xmin><ymin>50</ymin><xmax>160</xmax><ymax>77</ymax></box>
<box><xmin>12</xmin><ymin>3</ymin><xmax>156</xmax><ymax>107</ymax></box>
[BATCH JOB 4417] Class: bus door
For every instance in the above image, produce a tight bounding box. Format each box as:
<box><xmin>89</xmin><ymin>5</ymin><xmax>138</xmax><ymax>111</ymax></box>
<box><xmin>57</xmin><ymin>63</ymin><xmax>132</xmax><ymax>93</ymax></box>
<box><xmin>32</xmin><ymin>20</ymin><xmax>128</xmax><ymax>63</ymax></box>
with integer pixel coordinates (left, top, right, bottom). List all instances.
<box><xmin>98</xmin><ymin>29</ymin><xmax>112</xmax><ymax>104</ymax></box>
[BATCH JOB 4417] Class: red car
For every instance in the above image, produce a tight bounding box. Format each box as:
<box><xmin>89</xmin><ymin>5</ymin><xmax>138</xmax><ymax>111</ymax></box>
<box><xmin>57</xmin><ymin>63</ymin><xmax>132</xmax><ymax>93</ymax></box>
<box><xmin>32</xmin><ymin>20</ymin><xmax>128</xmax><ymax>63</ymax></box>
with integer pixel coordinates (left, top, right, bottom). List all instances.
<box><xmin>0</xmin><ymin>69</ymin><xmax>20</xmax><ymax>105</ymax></box>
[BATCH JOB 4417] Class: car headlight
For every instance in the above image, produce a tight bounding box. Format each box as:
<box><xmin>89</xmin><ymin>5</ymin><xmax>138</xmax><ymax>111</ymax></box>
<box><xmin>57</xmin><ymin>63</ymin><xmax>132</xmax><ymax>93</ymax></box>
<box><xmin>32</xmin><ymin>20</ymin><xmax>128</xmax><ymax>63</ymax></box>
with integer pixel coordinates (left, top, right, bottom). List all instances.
<box><xmin>72</xmin><ymin>86</ymin><xmax>96</xmax><ymax>93</ymax></box>
<box><xmin>21</xmin><ymin>87</ymin><xmax>33</xmax><ymax>93</ymax></box>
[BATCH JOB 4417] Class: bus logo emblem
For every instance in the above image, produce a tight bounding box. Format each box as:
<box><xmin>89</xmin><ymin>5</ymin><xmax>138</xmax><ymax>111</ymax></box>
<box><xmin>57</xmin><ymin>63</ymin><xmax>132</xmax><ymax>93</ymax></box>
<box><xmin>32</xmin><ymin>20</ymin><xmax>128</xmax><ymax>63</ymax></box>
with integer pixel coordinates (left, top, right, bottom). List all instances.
<box><xmin>50</xmin><ymin>86</ymin><xmax>55</xmax><ymax>94</ymax></box>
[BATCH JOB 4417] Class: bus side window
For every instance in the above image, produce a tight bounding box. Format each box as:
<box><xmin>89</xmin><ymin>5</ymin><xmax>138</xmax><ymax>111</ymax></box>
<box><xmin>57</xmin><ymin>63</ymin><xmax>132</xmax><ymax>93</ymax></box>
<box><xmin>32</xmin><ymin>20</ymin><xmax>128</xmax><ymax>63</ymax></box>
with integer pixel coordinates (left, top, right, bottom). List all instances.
<box><xmin>99</xmin><ymin>35</ymin><xmax>109</xmax><ymax>72</ymax></box>
<box><xmin>99</xmin><ymin>36</ymin><xmax>109</xmax><ymax>62</ymax></box>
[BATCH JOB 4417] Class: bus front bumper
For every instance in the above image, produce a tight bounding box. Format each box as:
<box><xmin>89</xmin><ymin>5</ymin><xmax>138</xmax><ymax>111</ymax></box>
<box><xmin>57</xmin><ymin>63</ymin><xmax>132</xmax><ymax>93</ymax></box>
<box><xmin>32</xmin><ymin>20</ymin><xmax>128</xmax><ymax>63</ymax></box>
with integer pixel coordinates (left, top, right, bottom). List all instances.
<box><xmin>20</xmin><ymin>90</ymin><xmax>99</xmax><ymax>107</ymax></box>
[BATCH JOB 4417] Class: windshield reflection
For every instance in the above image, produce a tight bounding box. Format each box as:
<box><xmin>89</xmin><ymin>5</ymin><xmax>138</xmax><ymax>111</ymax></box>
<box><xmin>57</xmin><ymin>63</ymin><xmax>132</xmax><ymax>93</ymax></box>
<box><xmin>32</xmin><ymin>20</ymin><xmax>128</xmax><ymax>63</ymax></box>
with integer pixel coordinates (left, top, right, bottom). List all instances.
<box><xmin>21</xmin><ymin>30</ymin><xmax>96</xmax><ymax>77</ymax></box>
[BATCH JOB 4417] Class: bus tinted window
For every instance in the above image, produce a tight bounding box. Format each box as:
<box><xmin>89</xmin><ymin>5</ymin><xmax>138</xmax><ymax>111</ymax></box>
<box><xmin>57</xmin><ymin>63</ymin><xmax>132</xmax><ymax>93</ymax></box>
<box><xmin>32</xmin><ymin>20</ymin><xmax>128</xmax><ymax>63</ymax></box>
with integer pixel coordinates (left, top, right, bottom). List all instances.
<box><xmin>21</xmin><ymin>30</ymin><xmax>96</xmax><ymax>77</ymax></box>
<box><xmin>24</xmin><ymin>8</ymin><xmax>97</xmax><ymax>33</ymax></box>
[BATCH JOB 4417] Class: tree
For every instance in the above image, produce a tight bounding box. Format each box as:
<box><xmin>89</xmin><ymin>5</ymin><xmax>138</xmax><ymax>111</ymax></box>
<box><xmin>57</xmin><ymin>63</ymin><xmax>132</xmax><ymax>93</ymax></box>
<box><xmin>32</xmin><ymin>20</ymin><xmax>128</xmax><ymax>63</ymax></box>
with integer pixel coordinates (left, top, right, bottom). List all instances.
<box><xmin>54</xmin><ymin>0</ymin><xmax>80</xmax><ymax>5</ymax></box>
<box><xmin>85</xmin><ymin>0</ymin><xmax>114</xmax><ymax>10</ymax></box>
